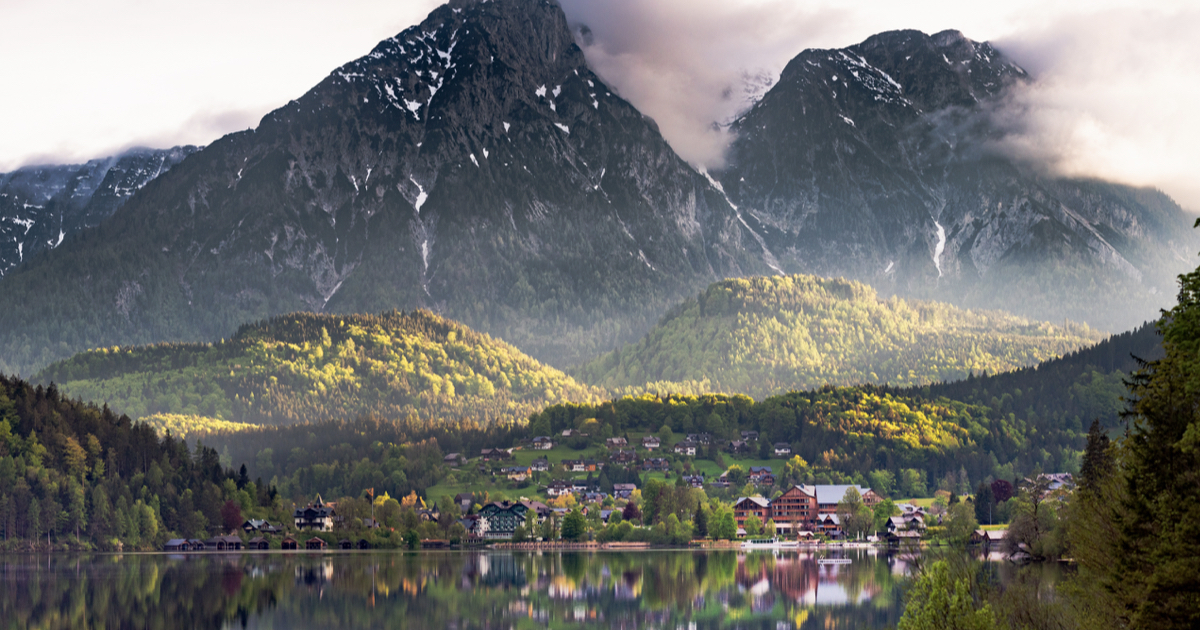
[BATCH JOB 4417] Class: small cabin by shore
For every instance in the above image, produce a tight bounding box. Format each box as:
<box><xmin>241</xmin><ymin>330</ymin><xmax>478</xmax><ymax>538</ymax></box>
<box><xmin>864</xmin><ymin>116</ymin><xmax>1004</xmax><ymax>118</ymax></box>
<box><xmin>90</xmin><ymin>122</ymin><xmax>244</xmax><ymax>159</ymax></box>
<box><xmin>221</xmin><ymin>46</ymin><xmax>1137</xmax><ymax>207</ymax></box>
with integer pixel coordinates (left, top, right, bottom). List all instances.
<box><xmin>305</xmin><ymin>537</ymin><xmax>328</xmax><ymax>550</ymax></box>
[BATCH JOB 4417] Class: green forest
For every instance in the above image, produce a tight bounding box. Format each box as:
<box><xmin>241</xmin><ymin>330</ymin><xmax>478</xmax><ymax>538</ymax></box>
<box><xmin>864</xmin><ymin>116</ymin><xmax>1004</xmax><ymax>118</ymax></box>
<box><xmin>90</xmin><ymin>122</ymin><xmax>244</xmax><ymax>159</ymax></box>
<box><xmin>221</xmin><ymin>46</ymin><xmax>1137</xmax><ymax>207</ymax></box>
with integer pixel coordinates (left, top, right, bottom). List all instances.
<box><xmin>0</xmin><ymin>374</ymin><xmax>276</xmax><ymax>550</ymax></box>
<box><xmin>37</xmin><ymin>310</ymin><xmax>602</xmax><ymax>434</ymax></box>
<box><xmin>576</xmin><ymin>274</ymin><xmax>1102</xmax><ymax>399</ymax></box>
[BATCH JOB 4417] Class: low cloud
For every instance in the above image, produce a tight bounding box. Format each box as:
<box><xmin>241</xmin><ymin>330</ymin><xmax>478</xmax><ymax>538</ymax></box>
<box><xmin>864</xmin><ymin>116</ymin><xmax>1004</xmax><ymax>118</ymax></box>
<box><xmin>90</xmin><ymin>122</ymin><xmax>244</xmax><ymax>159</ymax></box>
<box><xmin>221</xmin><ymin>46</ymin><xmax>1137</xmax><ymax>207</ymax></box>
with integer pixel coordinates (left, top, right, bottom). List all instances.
<box><xmin>990</xmin><ymin>7</ymin><xmax>1200</xmax><ymax>211</ymax></box>
<box><xmin>560</xmin><ymin>1</ymin><xmax>1200</xmax><ymax>211</ymax></box>
<box><xmin>559</xmin><ymin>0</ymin><xmax>848</xmax><ymax>170</ymax></box>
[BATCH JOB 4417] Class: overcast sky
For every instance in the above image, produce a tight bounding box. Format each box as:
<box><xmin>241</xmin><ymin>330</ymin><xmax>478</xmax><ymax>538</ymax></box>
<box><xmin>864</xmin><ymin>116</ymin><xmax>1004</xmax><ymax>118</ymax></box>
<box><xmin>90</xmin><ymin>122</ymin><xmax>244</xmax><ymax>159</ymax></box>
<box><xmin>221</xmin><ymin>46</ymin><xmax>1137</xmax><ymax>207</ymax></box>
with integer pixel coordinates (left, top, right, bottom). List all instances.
<box><xmin>2</xmin><ymin>0</ymin><xmax>1198</xmax><ymax>210</ymax></box>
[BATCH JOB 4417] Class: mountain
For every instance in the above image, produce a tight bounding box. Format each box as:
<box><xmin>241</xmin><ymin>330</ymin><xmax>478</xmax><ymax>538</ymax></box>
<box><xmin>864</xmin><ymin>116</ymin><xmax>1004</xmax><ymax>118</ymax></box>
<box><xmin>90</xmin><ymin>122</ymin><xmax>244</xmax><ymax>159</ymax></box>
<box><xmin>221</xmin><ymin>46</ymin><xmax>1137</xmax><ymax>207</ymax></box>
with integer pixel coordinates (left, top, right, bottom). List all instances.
<box><xmin>0</xmin><ymin>146</ymin><xmax>199</xmax><ymax>276</ymax></box>
<box><xmin>34</xmin><ymin>310</ymin><xmax>601</xmax><ymax>432</ymax></box>
<box><xmin>713</xmin><ymin>29</ymin><xmax>1198</xmax><ymax>333</ymax></box>
<box><xmin>0</xmin><ymin>0</ymin><xmax>772</xmax><ymax>376</ymax></box>
<box><xmin>575</xmin><ymin>274</ymin><xmax>1103</xmax><ymax>398</ymax></box>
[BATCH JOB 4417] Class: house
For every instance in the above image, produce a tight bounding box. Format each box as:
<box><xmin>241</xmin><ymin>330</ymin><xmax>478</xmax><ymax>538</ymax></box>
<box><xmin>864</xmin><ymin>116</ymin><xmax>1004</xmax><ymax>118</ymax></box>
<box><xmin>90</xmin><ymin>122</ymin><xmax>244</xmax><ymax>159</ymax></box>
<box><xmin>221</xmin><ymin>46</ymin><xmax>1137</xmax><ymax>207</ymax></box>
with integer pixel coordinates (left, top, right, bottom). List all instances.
<box><xmin>547</xmin><ymin>480</ymin><xmax>572</xmax><ymax>497</ymax></box>
<box><xmin>480</xmin><ymin>448</ymin><xmax>513</xmax><ymax>461</ymax></box>
<box><xmin>728</xmin><ymin>440</ymin><xmax>750</xmax><ymax>454</ymax></box>
<box><xmin>733</xmin><ymin>496</ymin><xmax>771</xmax><ymax>530</ymax></box>
<box><xmin>163</xmin><ymin>539</ymin><xmax>195</xmax><ymax>552</ymax></box>
<box><xmin>454</xmin><ymin>493</ymin><xmax>476</xmax><ymax>511</ymax></box>
<box><xmin>282</xmin><ymin>537</ymin><xmax>299</xmax><ymax>550</ymax></box>
<box><xmin>563</xmin><ymin>459</ymin><xmax>586</xmax><ymax>473</ymax></box>
<box><xmin>613</xmin><ymin>483</ymin><xmax>637</xmax><ymax>499</ymax></box>
<box><xmin>681</xmin><ymin>475</ymin><xmax>704</xmax><ymax>488</ymax></box>
<box><xmin>530</xmin><ymin>458</ymin><xmax>550</xmax><ymax>472</ymax></box>
<box><xmin>443</xmin><ymin>453</ymin><xmax>464</xmax><ymax>467</ymax></box>
<box><xmin>816</xmin><ymin>514</ymin><xmax>842</xmax><ymax>537</ymax></box>
<box><xmin>885</xmin><ymin>530</ymin><xmax>923</xmax><ymax>547</ymax></box>
<box><xmin>242</xmin><ymin>519</ymin><xmax>270</xmax><ymax>533</ymax></box>
<box><xmin>362</xmin><ymin>517</ymin><xmax>381</xmax><ymax>529</ymax></box>
<box><xmin>502</xmin><ymin>466</ymin><xmax>531</xmax><ymax>481</ymax></box>
<box><xmin>741</xmin><ymin>431</ymin><xmax>759</xmax><ymax>442</ymax></box>
<box><xmin>357</xmin><ymin>539</ymin><xmax>372</xmax><ymax>550</ymax></box>
<box><xmin>417</xmin><ymin>508</ymin><xmax>440</xmax><ymax>522</ymax></box>
<box><xmin>642</xmin><ymin>458</ymin><xmax>669</xmax><ymax>472</ymax></box>
<box><xmin>686</xmin><ymin>433</ymin><xmax>712</xmax><ymax>444</ymax></box>
<box><xmin>641</xmin><ymin>436</ymin><xmax>661</xmax><ymax>450</ymax></box>
<box><xmin>561</xmin><ymin>429</ymin><xmax>575</xmax><ymax>437</ymax></box>
<box><xmin>773</xmin><ymin>442</ymin><xmax>792</xmax><ymax>457</ymax></box>
<box><xmin>242</xmin><ymin>519</ymin><xmax>282</xmax><ymax>535</ymax></box>
<box><xmin>247</xmin><ymin>536</ymin><xmax>270</xmax><ymax>550</ymax></box>
<box><xmin>294</xmin><ymin>495</ymin><xmax>336</xmax><ymax>532</ymax></box>
<box><xmin>532</xmin><ymin>436</ymin><xmax>554</xmax><ymax>450</ymax></box>
<box><xmin>748</xmin><ymin>466</ymin><xmax>774</xmax><ymax>485</ymax></box>
<box><xmin>205</xmin><ymin>535</ymin><xmax>244</xmax><ymax>551</ymax></box>
<box><xmin>582</xmin><ymin>492</ymin><xmax>607</xmax><ymax>504</ymax></box>
<box><xmin>339</xmin><ymin>539</ymin><xmax>354</xmax><ymax>550</ymax></box>
<box><xmin>1037</xmin><ymin>473</ymin><xmax>1075</xmax><ymax>493</ymax></box>
<box><xmin>769</xmin><ymin>485</ymin><xmax>818</xmax><ymax>534</ymax></box>
<box><xmin>888</xmin><ymin>514</ymin><xmax>925</xmax><ymax>534</ymax></box>
<box><xmin>605</xmin><ymin>437</ymin><xmax>629</xmax><ymax>449</ymax></box>
<box><xmin>571</xmin><ymin>480</ymin><xmax>589</xmax><ymax>494</ymax></box>
<box><xmin>610</xmin><ymin>449</ymin><xmax>637</xmax><ymax>464</ymax></box>
<box><xmin>978</xmin><ymin>529</ymin><xmax>1007</xmax><ymax>547</ymax></box>
<box><xmin>522</xmin><ymin>500</ymin><xmax>553</xmax><ymax>523</ymax></box>
<box><xmin>673</xmin><ymin>440</ymin><xmax>698</xmax><ymax>457</ymax></box>
<box><xmin>584</xmin><ymin>459</ymin><xmax>604</xmax><ymax>472</ymax></box>
<box><xmin>600</xmin><ymin>509</ymin><xmax>614</xmax><ymax>523</ymax></box>
<box><xmin>459</xmin><ymin>515</ymin><xmax>483</xmax><ymax>538</ymax></box>
<box><xmin>477</xmin><ymin>501</ymin><xmax>532</xmax><ymax>539</ymax></box>
<box><xmin>305</xmin><ymin>537</ymin><xmax>328</xmax><ymax>550</ymax></box>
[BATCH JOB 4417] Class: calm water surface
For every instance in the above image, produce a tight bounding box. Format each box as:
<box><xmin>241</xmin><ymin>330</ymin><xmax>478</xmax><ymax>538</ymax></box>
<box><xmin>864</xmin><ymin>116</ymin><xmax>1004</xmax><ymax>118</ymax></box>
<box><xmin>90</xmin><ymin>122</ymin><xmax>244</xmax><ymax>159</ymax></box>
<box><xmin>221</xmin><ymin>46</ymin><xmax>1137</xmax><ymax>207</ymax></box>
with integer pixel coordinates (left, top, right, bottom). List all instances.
<box><xmin>0</xmin><ymin>548</ymin><xmax>1042</xmax><ymax>629</ymax></box>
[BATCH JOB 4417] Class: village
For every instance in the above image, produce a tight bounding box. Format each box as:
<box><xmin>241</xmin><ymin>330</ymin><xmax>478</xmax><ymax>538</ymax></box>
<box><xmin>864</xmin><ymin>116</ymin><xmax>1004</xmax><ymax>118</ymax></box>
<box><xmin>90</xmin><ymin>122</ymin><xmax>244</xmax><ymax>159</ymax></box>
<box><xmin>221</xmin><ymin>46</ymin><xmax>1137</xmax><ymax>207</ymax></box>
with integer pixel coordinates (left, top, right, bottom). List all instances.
<box><xmin>164</xmin><ymin>430</ymin><xmax>1072</xmax><ymax>555</ymax></box>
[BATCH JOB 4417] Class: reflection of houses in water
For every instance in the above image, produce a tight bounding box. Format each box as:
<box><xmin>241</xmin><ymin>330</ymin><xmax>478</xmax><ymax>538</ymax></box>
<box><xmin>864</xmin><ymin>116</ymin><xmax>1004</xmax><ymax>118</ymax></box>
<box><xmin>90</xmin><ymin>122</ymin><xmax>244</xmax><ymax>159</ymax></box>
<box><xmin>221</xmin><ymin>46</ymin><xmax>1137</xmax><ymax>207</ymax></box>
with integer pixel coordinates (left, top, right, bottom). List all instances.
<box><xmin>294</xmin><ymin>558</ymin><xmax>335</xmax><ymax>586</ymax></box>
<box><xmin>474</xmin><ymin>553</ymin><xmax>527</xmax><ymax>589</ymax></box>
<box><xmin>506</xmin><ymin>599</ymin><xmax>550</xmax><ymax>623</ymax></box>
<box><xmin>736</xmin><ymin>552</ymin><xmax>882</xmax><ymax>608</ymax></box>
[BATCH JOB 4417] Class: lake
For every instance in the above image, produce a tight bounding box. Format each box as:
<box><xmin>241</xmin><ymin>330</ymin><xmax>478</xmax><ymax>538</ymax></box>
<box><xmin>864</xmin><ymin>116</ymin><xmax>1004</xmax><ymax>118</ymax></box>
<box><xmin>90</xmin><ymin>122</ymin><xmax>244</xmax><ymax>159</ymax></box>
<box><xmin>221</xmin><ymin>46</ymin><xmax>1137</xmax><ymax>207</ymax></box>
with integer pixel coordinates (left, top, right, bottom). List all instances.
<box><xmin>0</xmin><ymin>548</ymin><xmax>1045</xmax><ymax>629</ymax></box>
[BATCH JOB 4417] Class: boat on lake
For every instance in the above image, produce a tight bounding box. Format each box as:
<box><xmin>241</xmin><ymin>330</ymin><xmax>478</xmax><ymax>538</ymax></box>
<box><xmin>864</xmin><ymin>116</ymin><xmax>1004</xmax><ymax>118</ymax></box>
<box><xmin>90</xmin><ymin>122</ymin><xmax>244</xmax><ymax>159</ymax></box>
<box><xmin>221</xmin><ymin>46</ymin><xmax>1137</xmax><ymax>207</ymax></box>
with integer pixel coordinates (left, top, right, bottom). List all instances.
<box><xmin>741</xmin><ymin>537</ymin><xmax>800</xmax><ymax>550</ymax></box>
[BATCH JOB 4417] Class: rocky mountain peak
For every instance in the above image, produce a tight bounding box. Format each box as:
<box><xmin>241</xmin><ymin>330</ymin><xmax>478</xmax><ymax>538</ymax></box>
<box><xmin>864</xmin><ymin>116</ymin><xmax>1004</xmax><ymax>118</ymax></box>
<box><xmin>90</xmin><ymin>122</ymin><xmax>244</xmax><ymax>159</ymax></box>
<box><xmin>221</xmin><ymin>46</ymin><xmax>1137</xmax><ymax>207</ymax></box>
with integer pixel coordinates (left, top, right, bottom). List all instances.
<box><xmin>717</xmin><ymin>29</ymin><xmax>1195</xmax><ymax>333</ymax></box>
<box><xmin>0</xmin><ymin>0</ymin><xmax>771</xmax><ymax>375</ymax></box>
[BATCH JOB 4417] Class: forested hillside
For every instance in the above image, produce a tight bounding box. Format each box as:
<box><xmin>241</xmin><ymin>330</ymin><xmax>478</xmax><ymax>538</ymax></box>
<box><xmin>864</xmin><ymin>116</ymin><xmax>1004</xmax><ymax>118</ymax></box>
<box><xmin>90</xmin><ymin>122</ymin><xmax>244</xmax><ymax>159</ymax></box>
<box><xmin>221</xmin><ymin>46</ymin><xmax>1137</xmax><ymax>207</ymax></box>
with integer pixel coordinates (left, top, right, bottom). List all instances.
<box><xmin>527</xmin><ymin>385</ymin><xmax>1083</xmax><ymax>489</ymax></box>
<box><xmin>0</xmin><ymin>374</ymin><xmax>268</xmax><ymax>550</ymax></box>
<box><xmin>577</xmin><ymin>275</ymin><xmax>1102</xmax><ymax>398</ymax></box>
<box><xmin>37</xmin><ymin>310</ymin><xmax>601</xmax><ymax>433</ymax></box>
<box><xmin>908</xmin><ymin>321</ymin><xmax>1162</xmax><ymax>434</ymax></box>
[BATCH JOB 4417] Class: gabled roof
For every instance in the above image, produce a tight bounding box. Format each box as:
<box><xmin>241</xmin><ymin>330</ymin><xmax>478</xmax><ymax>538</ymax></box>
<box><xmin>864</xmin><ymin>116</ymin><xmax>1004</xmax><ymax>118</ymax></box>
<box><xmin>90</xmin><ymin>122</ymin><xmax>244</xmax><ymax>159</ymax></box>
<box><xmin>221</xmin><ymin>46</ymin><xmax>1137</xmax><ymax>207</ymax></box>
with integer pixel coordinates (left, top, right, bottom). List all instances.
<box><xmin>735</xmin><ymin>496</ymin><xmax>771</xmax><ymax>509</ymax></box>
<box><xmin>800</xmin><ymin>484</ymin><xmax>872</xmax><ymax>505</ymax></box>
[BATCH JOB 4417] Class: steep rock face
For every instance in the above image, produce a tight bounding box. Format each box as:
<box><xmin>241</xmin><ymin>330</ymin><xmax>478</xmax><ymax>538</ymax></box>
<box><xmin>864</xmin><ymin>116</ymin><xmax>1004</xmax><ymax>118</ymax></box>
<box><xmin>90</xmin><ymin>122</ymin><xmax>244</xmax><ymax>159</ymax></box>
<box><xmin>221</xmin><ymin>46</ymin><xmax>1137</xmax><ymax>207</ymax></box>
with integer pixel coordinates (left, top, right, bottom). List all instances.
<box><xmin>0</xmin><ymin>0</ymin><xmax>770</xmax><ymax>375</ymax></box>
<box><xmin>715</xmin><ymin>29</ymin><xmax>1197</xmax><ymax>331</ymax></box>
<box><xmin>0</xmin><ymin>146</ymin><xmax>198</xmax><ymax>276</ymax></box>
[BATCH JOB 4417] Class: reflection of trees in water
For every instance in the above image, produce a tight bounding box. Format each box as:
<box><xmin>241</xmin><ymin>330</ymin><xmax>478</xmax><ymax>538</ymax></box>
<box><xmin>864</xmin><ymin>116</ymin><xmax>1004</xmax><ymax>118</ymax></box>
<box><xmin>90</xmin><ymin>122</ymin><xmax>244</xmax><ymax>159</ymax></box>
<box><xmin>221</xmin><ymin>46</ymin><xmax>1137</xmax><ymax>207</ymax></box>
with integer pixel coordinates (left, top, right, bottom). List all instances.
<box><xmin>0</xmin><ymin>551</ymin><xmax>923</xmax><ymax>629</ymax></box>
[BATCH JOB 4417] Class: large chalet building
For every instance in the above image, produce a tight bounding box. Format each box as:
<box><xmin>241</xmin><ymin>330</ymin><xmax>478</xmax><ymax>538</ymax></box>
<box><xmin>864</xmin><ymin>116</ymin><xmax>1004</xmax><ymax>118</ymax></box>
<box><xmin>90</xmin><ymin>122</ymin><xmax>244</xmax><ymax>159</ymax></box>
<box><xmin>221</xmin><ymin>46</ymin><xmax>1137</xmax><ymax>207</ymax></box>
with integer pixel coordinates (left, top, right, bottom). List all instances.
<box><xmin>294</xmin><ymin>495</ymin><xmax>337</xmax><ymax>532</ymax></box>
<box><xmin>733</xmin><ymin>484</ymin><xmax>882</xmax><ymax>536</ymax></box>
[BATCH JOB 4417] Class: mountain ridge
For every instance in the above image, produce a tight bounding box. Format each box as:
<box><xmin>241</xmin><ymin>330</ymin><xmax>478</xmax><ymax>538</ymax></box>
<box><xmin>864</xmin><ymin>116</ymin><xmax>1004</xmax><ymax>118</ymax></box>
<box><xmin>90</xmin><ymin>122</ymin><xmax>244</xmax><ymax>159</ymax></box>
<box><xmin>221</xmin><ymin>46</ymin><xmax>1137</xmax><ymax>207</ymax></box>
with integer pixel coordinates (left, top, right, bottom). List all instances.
<box><xmin>713</xmin><ymin>28</ymin><xmax>1197</xmax><ymax>332</ymax></box>
<box><xmin>0</xmin><ymin>145</ymin><xmax>199</xmax><ymax>276</ymax></box>
<box><xmin>0</xmin><ymin>0</ymin><xmax>772</xmax><ymax>375</ymax></box>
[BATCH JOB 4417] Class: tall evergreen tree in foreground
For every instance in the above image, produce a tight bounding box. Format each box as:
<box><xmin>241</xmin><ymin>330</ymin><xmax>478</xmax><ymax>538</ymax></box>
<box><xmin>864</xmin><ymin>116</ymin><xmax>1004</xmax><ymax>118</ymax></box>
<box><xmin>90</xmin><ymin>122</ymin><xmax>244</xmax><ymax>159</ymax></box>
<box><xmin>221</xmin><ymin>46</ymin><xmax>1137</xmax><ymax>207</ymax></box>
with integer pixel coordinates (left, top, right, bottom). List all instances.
<box><xmin>1111</xmin><ymin>250</ymin><xmax>1200</xmax><ymax>628</ymax></box>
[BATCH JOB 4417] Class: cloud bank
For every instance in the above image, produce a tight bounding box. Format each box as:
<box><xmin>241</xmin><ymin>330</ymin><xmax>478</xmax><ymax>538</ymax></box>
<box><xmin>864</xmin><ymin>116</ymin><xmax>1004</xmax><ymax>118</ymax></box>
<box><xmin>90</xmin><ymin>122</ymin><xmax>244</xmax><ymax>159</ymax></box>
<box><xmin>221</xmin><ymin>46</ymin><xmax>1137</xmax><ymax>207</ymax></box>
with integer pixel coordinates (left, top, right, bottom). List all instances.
<box><xmin>560</xmin><ymin>1</ymin><xmax>1200</xmax><ymax>211</ymax></box>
